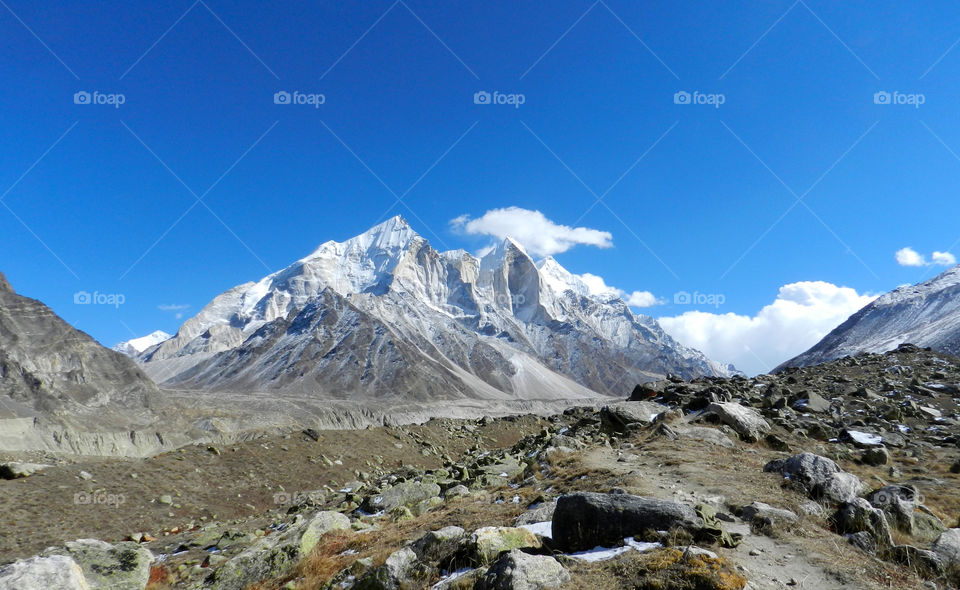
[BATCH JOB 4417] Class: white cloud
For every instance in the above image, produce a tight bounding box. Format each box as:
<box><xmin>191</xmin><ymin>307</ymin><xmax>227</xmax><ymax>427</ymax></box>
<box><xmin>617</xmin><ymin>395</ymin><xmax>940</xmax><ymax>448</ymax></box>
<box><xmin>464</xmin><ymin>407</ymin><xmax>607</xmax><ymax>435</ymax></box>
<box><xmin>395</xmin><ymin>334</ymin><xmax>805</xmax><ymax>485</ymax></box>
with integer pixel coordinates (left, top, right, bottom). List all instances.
<box><xmin>932</xmin><ymin>251</ymin><xmax>957</xmax><ymax>266</ymax></box>
<box><xmin>658</xmin><ymin>281</ymin><xmax>876</xmax><ymax>376</ymax></box>
<box><xmin>451</xmin><ymin>207</ymin><xmax>613</xmax><ymax>258</ymax></box>
<box><xmin>577</xmin><ymin>273</ymin><xmax>663</xmax><ymax>308</ymax></box>
<box><xmin>895</xmin><ymin>247</ymin><xmax>956</xmax><ymax>267</ymax></box>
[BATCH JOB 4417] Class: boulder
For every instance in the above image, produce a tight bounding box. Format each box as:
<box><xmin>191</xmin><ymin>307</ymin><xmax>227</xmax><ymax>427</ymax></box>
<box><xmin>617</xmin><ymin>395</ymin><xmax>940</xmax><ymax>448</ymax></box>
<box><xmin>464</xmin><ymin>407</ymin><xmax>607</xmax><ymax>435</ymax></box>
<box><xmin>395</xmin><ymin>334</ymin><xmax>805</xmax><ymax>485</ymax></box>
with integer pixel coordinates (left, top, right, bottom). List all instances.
<box><xmin>469</xmin><ymin>527</ymin><xmax>542</xmax><ymax>565</ymax></box>
<box><xmin>740</xmin><ymin>502</ymin><xmax>798</xmax><ymax>524</ymax></box>
<box><xmin>706</xmin><ymin>402</ymin><xmax>770</xmax><ymax>441</ymax></box>
<box><xmin>552</xmin><ymin>492</ymin><xmax>701</xmax><ymax>552</ymax></box>
<box><xmin>209</xmin><ymin>511</ymin><xmax>349</xmax><ymax>590</ymax></box>
<box><xmin>832</xmin><ymin>499</ymin><xmax>893</xmax><ymax>551</ymax></box>
<box><xmin>867</xmin><ymin>486</ymin><xmax>945</xmax><ymax>542</ymax></box>
<box><xmin>361</xmin><ymin>480</ymin><xmax>441</xmax><ymax>514</ymax></box>
<box><xmin>886</xmin><ymin>545</ymin><xmax>944</xmax><ymax>579</ymax></box>
<box><xmin>764</xmin><ymin>452</ymin><xmax>865</xmax><ymax>503</ymax></box>
<box><xmin>932</xmin><ymin>529</ymin><xmax>960</xmax><ymax>568</ymax></box>
<box><xmin>0</xmin><ymin>462</ymin><xmax>51</xmax><ymax>479</ymax></box>
<box><xmin>353</xmin><ymin>547</ymin><xmax>431</xmax><ymax>590</ymax></box>
<box><xmin>43</xmin><ymin>539</ymin><xmax>152</xmax><ymax>590</ymax></box>
<box><xmin>0</xmin><ymin>555</ymin><xmax>89</xmax><ymax>590</ymax></box>
<box><xmin>474</xmin><ymin>550</ymin><xmax>570</xmax><ymax>590</ymax></box>
<box><xmin>410</xmin><ymin>526</ymin><xmax>466</xmax><ymax>563</ymax></box>
<box><xmin>515</xmin><ymin>501</ymin><xmax>556</xmax><ymax>526</ymax></box>
<box><xmin>600</xmin><ymin>401</ymin><xmax>665</xmax><ymax>433</ymax></box>
<box><xmin>861</xmin><ymin>447</ymin><xmax>890</xmax><ymax>466</ymax></box>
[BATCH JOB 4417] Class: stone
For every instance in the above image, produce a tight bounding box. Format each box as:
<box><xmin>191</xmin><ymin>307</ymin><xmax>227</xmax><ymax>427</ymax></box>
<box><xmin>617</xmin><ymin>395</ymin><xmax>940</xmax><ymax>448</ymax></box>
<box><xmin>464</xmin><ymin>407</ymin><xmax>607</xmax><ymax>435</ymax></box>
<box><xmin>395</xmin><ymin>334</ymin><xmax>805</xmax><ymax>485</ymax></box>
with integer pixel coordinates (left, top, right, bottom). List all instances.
<box><xmin>445</xmin><ymin>485</ymin><xmax>470</xmax><ymax>499</ymax></box>
<box><xmin>43</xmin><ymin>539</ymin><xmax>152</xmax><ymax>590</ymax></box>
<box><xmin>469</xmin><ymin>527</ymin><xmax>542</xmax><ymax>565</ymax></box>
<box><xmin>600</xmin><ymin>401</ymin><xmax>665</xmax><ymax>433</ymax></box>
<box><xmin>932</xmin><ymin>529</ymin><xmax>960</xmax><ymax>568</ymax></box>
<box><xmin>209</xmin><ymin>512</ymin><xmax>348</xmax><ymax>590</ymax></box>
<box><xmin>410</xmin><ymin>526</ymin><xmax>465</xmax><ymax>563</ymax></box>
<box><xmin>764</xmin><ymin>452</ymin><xmax>865</xmax><ymax>503</ymax></box>
<box><xmin>0</xmin><ymin>555</ymin><xmax>89</xmax><ymax>589</ymax></box>
<box><xmin>361</xmin><ymin>480</ymin><xmax>441</xmax><ymax>513</ymax></box>
<box><xmin>514</xmin><ymin>501</ymin><xmax>557</xmax><ymax>526</ymax></box>
<box><xmin>158</xmin><ymin>495</ymin><xmax>173</xmax><ymax>505</ymax></box>
<box><xmin>353</xmin><ymin>547</ymin><xmax>431</xmax><ymax>590</ymax></box>
<box><xmin>886</xmin><ymin>545</ymin><xmax>944</xmax><ymax>579</ymax></box>
<box><xmin>552</xmin><ymin>492</ymin><xmax>702</xmax><ymax>552</ymax></box>
<box><xmin>297</xmin><ymin>511</ymin><xmax>351</xmax><ymax>555</ymax></box>
<box><xmin>706</xmin><ymin>402</ymin><xmax>770</xmax><ymax>441</ymax></box>
<box><xmin>832</xmin><ymin>499</ymin><xmax>893</xmax><ymax>551</ymax></box>
<box><xmin>861</xmin><ymin>447</ymin><xmax>890</xmax><ymax>466</ymax></box>
<box><xmin>474</xmin><ymin>550</ymin><xmax>570</xmax><ymax>590</ymax></box>
<box><xmin>795</xmin><ymin>392</ymin><xmax>831</xmax><ymax>413</ymax></box>
<box><xmin>867</xmin><ymin>486</ymin><xmax>945</xmax><ymax>542</ymax></box>
<box><xmin>0</xmin><ymin>462</ymin><xmax>51</xmax><ymax>479</ymax></box>
<box><xmin>740</xmin><ymin>502</ymin><xmax>798</xmax><ymax>524</ymax></box>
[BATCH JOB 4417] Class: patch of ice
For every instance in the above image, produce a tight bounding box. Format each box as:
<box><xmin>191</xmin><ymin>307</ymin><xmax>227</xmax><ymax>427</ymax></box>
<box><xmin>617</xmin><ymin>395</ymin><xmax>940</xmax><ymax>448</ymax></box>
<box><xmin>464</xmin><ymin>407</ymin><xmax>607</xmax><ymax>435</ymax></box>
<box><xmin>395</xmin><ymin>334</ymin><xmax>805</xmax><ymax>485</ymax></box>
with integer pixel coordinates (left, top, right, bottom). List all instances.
<box><xmin>566</xmin><ymin>538</ymin><xmax>662</xmax><ymax>562</ymax></box>
<box><xmin>432</xmin><ymin>568</ymin><xmax>473</xmax><ymax>589</ymax></box>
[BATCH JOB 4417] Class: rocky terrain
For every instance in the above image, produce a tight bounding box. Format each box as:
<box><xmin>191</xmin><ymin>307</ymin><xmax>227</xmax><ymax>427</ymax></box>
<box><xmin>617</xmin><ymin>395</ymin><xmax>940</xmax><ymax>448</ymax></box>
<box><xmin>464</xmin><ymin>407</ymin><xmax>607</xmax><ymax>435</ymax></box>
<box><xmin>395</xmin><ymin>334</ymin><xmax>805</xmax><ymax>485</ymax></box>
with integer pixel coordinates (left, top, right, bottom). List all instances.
<box><xmin>2</xmin><ymin>345</ymin><xmax>959</xmax><ymax>589</ymax></box>
<box><xmin>783</xmin><ymin>264</ymin><xmax>960</xmax><ymax>368</ymax></box>
<box><xmin>137</xmin><ymin>216</ymin><xmax>733</xmax><ymax>399</ymax></box>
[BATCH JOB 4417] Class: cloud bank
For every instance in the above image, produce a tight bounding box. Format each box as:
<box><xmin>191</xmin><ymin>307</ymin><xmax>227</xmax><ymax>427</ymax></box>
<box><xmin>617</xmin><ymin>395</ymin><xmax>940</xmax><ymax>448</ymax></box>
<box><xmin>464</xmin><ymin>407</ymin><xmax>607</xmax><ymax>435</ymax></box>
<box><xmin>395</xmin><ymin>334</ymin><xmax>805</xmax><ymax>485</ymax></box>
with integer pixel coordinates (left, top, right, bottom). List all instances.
<box><xmin>451</xmin><ymin>207</ymin><xmax>613</xmax><ymax>258</ymax></box>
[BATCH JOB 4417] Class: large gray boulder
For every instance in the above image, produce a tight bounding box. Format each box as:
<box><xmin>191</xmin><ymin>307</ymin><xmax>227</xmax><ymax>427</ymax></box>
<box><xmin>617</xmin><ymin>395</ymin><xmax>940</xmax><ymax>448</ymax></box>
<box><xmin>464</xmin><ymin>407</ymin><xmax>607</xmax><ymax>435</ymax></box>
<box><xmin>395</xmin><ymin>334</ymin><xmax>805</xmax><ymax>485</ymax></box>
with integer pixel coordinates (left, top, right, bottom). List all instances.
<box><xmin>552</xmin><ymin>492</ymin><xmax>702</xmax><ymax>551</ymax></box>
<box><xmin>209</xmin><ymin>511</ymin><xmax>350</xmax><ymax>590</ymax></box>
<box><xmin>43</xmin><ymin>539</ymin><xmax>152</xmax><ymax>590</ymax></box>
<box><xmin>468</xmin><ymin>527</ymin><xmax>542</xmax><ymax>565</ymax></box>
<box><xmin>600</xmin><ymin>401</ymin><xmax>665</xmax><ymax>432</ymax></box>
<box><xmin>706</xmin><ymin>402</ymin><xmax>770</xmax><ymax>441</ymax></box>
<box><xmin>353</xmin><ymin>547</ymin><xmax>432</xmax><ymax>590</ymax></box>
<box><xmin>0</xmin><ymin>555</ymin><xmax>89</xmax><ymax>590</ymax></box>
<box><xmin>866</xmin><ymin>485</ymin><xmax>946</xmax><ymax>542</ymax></box>
<box><xmin>764</xmin><ymin>452</ymin><xmax>865</xmax><ymax>503</ymax></box>
<box><xmin>410</xmin><ymin>526</ymin><xmax>465</xmax><ymax>563</ymax></box>
<box><xmin>833</xmin><ymin>498</ymin><xmax>893</xmax><ymax>552</ymax></box>
<box><xmin>361</xmin><ymin>480</ymin><xmax>441</xmax><ymax>514</ymax></box>
<box><xmin>932</xmin><ymin>529</ymin><xmax>960</xmax><ymax>568</ymax></box>
<box><xmin>474</xmin><ymin>550</ymin><xmax>570</xmax><ymax>590</ymax></box>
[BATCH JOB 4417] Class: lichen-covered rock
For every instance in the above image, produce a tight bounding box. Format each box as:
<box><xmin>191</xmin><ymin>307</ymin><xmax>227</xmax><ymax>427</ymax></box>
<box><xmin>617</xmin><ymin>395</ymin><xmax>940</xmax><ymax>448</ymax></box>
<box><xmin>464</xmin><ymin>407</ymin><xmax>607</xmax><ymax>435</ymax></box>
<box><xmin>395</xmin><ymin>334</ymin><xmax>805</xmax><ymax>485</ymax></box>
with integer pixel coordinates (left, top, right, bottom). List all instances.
<box><xmin>410</xmin><ymin>526</ymin><xmax>465</xmax><ymax>563</ymax></box>
<box><xmin>361</xmin><ymin>480</ymin><xmax>441</xmax><ymax>513</ymax></box>
<box><xmin>209</xmin><ymin>511</ymin><xmax>349</xmax><ymax>590</ymax></box>
<box><xmin>43</xmin><ymin>539</ymin><xmax>152</xmax><ymax>590</ymax></box>
<box><xmin>474</xmin><ymin>550</ymin><xmax>570</xmax><ymax>590</ymax></box>
<box><xmin>0</xmin><ymin>462</ymin><xmax>51</xmax><ymax>479</ymax></box>
<box><xmin>0</xmin><ymin>555</ymin><xmax>89</xmax><ymax>590</ymax></box>
<box><xmin>469</xmin><ymin>527</ymin><xmax>542</xmax><ymax>565</ymax></box>
<box><xmin>353</xmin><ymin>547</ymin><xmax>432</xmax><ymax>590</ymax></box>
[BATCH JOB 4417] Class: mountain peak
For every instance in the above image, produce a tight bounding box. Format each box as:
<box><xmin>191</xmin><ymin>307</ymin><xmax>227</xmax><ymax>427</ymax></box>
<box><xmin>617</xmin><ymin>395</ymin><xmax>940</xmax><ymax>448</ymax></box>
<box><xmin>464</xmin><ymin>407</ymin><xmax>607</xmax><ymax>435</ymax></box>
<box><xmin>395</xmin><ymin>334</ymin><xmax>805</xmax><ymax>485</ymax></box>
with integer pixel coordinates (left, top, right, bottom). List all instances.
<box><xmin>0</xmin><ymin>271</ymin><xmax>11</xmax><ymax>293</ymax></box>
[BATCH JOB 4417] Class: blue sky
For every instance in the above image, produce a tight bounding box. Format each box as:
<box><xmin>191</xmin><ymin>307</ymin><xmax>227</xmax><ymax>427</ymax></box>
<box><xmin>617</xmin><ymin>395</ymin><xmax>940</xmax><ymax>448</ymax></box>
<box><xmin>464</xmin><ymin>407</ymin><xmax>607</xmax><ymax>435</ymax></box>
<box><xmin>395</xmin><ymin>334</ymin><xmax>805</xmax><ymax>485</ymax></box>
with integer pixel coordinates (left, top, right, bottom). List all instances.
<box><xmin>2</xmin><ymin>1</ymin><xmax>960</xmax><ymax>374</ymax></box>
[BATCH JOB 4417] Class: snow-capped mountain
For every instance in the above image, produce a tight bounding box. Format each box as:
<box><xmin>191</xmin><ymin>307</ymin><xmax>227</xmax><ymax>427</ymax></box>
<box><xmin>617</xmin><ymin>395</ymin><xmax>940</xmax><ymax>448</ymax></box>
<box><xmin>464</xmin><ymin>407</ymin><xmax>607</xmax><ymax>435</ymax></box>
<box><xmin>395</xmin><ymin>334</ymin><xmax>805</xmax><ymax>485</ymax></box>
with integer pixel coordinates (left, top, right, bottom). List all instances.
<box><xmin>113</xmin><ymin>330</ymin><xmax>172</xmax><ymax>357</ymax></box>
<box><xmin>780</xmin><ymin>265</ymin><xmax>960</xmax><ymax>369</ymax></box>
<box><xmin>138</xmin><ymin>216</ymin><xmax>735</xmax><ymax>400</ymax></box>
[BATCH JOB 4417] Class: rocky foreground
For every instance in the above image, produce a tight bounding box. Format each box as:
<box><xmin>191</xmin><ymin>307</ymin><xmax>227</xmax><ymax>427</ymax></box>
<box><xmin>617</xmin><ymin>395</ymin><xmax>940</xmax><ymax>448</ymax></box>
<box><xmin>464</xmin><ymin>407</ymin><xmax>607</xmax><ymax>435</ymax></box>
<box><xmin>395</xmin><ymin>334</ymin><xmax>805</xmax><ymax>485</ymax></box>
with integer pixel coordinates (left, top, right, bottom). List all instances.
<box><xmin>2</xmin><ymin>345</ymin><xmax>960</xmax><ymax>589</ymax></box>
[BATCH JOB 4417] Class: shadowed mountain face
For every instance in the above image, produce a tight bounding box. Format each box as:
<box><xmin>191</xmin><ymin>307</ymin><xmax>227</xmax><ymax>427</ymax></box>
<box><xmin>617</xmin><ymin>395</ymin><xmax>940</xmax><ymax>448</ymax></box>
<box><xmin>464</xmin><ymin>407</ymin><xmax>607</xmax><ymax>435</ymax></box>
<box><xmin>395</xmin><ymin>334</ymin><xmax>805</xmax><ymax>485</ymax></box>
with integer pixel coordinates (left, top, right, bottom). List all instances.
<box><xmin>139</xmin><ymin>217</ymin><xmax>735</xmax><ymax>400</ymax></box>
<box><xmin>0</xmin><ymin>272</ymin><xmax>158</xmax><ymax>420</ymax></box>
<box><xmin>780</xmin><ymin>265</ymin><xmax>960</xmax><ymax>370</ymax></box>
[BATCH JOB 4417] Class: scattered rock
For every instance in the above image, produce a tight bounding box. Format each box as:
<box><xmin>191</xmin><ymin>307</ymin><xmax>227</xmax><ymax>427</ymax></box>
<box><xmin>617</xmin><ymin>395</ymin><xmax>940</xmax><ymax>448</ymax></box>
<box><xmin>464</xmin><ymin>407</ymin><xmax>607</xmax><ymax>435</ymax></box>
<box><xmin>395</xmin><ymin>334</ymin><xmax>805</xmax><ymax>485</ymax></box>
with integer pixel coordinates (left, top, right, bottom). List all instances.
<box><xmin>42</xmin><ymin>539</ymin><xmax>152</xmax><ymax>590</ymax></box>
<box><xmin>861</xmin><ymin>447</ymin><xmax>890</xmax><ymax>466</ymax></box>
<box><xmin>0</xmin><ymin>462</ymin><xmax>51</xmax><ymax>480</ymax></box>
<box><xmin>764</xmin><ymin>452</ymin><xmax>865</xmax><ymax>503</ymax></box>
<box><xmin>515</xmin><ymin>501</ymin><xmax>556</xmax><ymax>526</ymax></box>
<box><xmin>705</xmin><ymin>402</ymin><xmax>770</xmax><ymax>441</ymax></box>
<box><xmin>600</xmin><ymin>401</ymin><xmax>665</xmax><ymax>433</ymax></box>
<box><xmin>469</xmin><ymin>527</ymin><xmax>542</xmax><ymax>565</ymax></box>
<box><xmin>740</xmin><ymin>502</ymin><xmax>798</xmax><ymax>524</ymax></box>
<box><xmin>410</xmin><ymin>526</ymin><xmax>465</xmax><ymax>563</ymax></box>
<box><xmin>833</xmin><ymin>499</ymin><xmax>893</xmax><ymax>552</ymax></box>
<box><xmin>361</xmin><ymin>480</ymin><xmax>441</xmax><ymax>514</ymax></box>
<box><xmin>932</xmin><ymin>528</ymin><xmax>960</xmax><ymax>568</ymax></box>
<box><xmin>474</xmin><ymin>550</ymin><xmax>570</xmax><ymax>590</ymax></box>
<box><xmin>552</xmin><ymin>492</ymin><xmax>701</xmax><ymax>552</ymax></box>
<box><xmin>0</xmin><ymin>555</ymin><xmax>89</xmax><ymax>590</ymax></box>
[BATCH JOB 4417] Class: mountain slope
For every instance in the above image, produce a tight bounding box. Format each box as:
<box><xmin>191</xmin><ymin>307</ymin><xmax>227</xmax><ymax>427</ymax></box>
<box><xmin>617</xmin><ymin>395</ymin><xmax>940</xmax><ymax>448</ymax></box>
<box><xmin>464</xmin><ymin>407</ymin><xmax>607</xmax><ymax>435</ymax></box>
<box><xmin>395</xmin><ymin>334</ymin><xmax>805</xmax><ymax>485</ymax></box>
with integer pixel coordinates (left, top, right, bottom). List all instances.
<box><xmin>0</xmin><ymin>271</ymin><xmax>159</xmax><ymax>421</ymax></box>
<box><xmin>779</xmin><ymin>265</ymin><xmax>960</xmax><ymax>369</ymax></box>
<box><xmin>139</xmin><ymin>217</ymin><xmax>733</xmax><ymax>399</ymax></box>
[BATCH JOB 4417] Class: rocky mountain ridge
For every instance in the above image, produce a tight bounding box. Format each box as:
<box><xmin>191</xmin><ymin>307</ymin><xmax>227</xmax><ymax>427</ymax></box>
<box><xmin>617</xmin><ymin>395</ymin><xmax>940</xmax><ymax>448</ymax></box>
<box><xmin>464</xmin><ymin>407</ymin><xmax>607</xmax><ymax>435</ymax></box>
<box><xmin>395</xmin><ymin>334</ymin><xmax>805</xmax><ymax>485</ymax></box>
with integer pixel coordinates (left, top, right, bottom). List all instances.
<box><xmin>138</xmin><ymin>216</ymin><xmax>734</xmax><ymax>400</ymax></box>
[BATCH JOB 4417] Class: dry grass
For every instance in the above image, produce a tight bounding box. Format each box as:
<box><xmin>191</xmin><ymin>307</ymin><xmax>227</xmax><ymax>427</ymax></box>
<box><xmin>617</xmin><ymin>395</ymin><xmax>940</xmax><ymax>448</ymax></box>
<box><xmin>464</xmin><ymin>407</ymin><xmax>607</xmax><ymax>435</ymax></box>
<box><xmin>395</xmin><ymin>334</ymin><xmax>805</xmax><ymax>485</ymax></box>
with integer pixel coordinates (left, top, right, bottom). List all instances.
<box><xmin>565</xmin><ymin>548</ymin><xmax>747</xmax><ymax>590</ymax></box>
